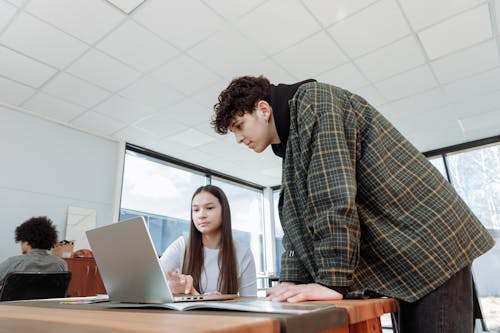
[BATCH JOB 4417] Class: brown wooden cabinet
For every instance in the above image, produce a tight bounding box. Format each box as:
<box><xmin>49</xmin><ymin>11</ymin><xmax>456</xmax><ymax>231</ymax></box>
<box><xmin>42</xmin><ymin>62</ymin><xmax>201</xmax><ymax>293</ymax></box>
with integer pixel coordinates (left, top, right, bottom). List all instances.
<box><xmin>64</xmin><ymin>258</ymin><xmax>106</xmax><ymax>297</ymax></box>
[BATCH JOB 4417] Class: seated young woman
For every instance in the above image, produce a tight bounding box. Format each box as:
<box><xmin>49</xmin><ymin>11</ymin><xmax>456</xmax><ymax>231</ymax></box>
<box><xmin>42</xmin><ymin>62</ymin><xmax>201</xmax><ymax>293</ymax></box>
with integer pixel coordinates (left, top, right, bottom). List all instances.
<box><xmin>159</xmin><ymin>185</ymin><xmax>257</xmax><ymax>296</ymax></box>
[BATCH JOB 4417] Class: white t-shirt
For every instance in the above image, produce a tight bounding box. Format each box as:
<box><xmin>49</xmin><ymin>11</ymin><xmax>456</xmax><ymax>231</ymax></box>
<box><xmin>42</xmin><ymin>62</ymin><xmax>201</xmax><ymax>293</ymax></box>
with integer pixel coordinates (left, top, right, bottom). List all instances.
<box><xmin>159</xmin><ymin>236</ymin><xmax>257</xmax><ymax>296</ymax></box>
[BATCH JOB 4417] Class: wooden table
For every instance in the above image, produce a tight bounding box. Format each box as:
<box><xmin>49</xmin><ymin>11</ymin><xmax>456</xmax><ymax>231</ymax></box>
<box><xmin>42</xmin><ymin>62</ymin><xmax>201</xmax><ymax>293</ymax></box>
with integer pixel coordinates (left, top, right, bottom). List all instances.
<box><xmin>0</xmin><ymin>297</ymin><xmax>397</xmax><ymax>333</ymax></box>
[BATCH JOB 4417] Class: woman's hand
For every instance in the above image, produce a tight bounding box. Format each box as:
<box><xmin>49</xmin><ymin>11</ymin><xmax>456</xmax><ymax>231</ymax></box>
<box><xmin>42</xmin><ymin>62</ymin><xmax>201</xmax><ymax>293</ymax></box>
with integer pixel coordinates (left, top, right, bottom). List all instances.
<box><xmin>266</xmin><ymin>282</ymin><xmax>343</xmax><ymax>302</ymax></box>
<box><xmin>166</xmin><ymin>269</ymin><xmax>200</xmax><ymax>295</ymax></box>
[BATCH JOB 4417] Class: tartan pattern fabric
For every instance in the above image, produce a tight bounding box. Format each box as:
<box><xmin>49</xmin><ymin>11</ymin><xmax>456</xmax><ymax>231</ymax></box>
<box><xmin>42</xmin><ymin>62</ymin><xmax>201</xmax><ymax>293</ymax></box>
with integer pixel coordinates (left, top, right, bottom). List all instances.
<box><xmin>278</xmin><ymin>82</ymin><xmax>494</xmax><ymax>302</ymax></box>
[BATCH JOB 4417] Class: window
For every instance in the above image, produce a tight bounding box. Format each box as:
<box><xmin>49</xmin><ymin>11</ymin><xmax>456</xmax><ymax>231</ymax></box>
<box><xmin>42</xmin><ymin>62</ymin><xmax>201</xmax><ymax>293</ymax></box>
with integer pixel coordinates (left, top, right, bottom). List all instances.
<box><xmin>273</xmin><ymin>190</ymin><xmax>284</xmax><ymax>274</ymax></box>
<box><xmin>120</xmin><ymin>150</ymin><xmax>205</xmax><ymax>255</ymax></box>
<box><xmin>211</xmin><ymin>178</ymin><xmax>265</xmax><ymax>273</ymax></box>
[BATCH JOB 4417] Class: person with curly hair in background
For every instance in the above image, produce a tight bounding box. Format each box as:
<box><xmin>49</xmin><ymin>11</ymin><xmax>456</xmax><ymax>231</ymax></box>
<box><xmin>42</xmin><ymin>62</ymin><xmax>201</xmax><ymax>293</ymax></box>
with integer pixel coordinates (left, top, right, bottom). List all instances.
<box><xmin>0</xmin><ymin>216</ymin><xmax>67</xmax><ymax>288</ymax></box>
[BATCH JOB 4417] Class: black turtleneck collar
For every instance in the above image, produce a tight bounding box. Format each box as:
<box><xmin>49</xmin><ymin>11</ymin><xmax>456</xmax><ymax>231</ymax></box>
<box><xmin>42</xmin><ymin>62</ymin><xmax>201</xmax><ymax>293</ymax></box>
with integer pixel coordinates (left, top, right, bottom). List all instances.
<box><xmin>269</xmin><ymin>79</ymin><xmax>316</xmax><ymax>158</ymax></box>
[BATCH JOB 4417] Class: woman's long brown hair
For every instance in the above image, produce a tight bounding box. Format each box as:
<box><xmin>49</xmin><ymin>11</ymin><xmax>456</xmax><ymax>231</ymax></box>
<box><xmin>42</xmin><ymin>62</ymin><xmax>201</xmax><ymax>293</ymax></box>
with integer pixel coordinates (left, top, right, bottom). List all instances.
<box><xmin>182</xmin><ymin>185</ymin><xmax>238</xmax><ymax>294</ymax></box>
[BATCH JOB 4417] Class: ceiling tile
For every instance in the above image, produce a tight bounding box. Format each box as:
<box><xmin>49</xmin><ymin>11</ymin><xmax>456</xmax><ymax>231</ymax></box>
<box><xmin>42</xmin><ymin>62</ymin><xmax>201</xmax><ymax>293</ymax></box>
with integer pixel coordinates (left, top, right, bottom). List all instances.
<box><xmin>41</xmin><ymin>72</ymin><xmax>111</xmax><ymax>107</ymax></box>
<box><xmin>161</xmin><ymin>99</ymin><xmax>212</xmax><ymax>127</ymax></box>
<box><xmin>273</xmin><ymin>31</ymin><xmax>347</xmax><ymax>78</ymax></box>
<box><xmin>112</xmin><ymin>125</ymin><xmax>158</xmax><ymax>147</ymax></box>
<box><xmin>431</xmin><ymin>40</ymin><xmax>499</xmax><ymax>84</ymax></box>
<box><xmin>105</xmin><ymin>0</ymin><xmax>145</xmax><ymax>14</ymax></box>
<box><xmin>196</xmin><ymin>139</ymin><xmax>245</xmax><ymax>157</ymax></box>
<box><xmin>4</xmin><ymin>0</ymin><xmax>25</xmax><ymax>6</ymax></box>
<box><xmin>328</xmin><ymin>0</ymin><xmax>410</xmax><ymax>57</ymax></box>
<box><xmin>152</xmin><ymin>55</ymin><xmax>221</xmax><ymax>95</ymax></box>
<box><xmin>203</xmin><ymin>0</ymin><xmax>265</xmax><ymax>19</ymax></box>
<box><xmin>132</xmin><ymin>0</ymin><xmax>224</xmax><ymax>50</ymax></box>
<box><xmin>150</xmin><ymin>135</ymin><xmax>194</xmax><ymax>156</ymax></box>
<box><xmin>119</xmin><ymin>75</ymin><xmax>184</xmax><ymax>109</ymax></box>
<box><xmin>399</xmin><ymin>0</ymin><xmax>486</xmax><ymax>30</ymax></box>
<box><xmin>0</xmin><ymin>1</ymin><xmax>17</xmax><ymax>30</ymax></box>
<box><xmin>97</xmin><ymin>20</ymin><xmax>179</xmax><ymax>73</ymax></box>
<box><xmin>70</xmin><ymin>110</ymin><xmax>125</xmax><ymax>136</ymax></box>
<box><xmin>302</xmin><ymin>0</ymin><xmax>378</xmax><ymax>27</ymax></box>
<box><xmin>418</xmin><ymin>4</ymin><xmax>492</xmax><ymax>59</ymax></box>
<box><xmin>317</xmin><ymin>62</ymin><xmax>369</xmax><ymax>90</ymax></box>
<box><xmin>497</xmin><ymin>0</ymin><xmax>500</xmax><ymax>32</ymax></box>
<box><xmin>92</xmin><ymin>95</ymin><xmax>155</xmax><ymax>124</ymax></box>
<box><xmin>443</xmin><ymin>67</ymin><xmax>500</xmax><ymax>100</ymax></box>
<box><xmin>236</xmin><ymin>0</ymin><xmax>321</xmax><ymax>54</ymax></box>
<box><xmin>66</xmin><ymin>49</ymin><xmax>141</xmax><ymax>91</ymax></box>
<box><xmin>0</xmin><ymin>45</ymin><xmax>56</xmax><ymax>87</ymax></box>
<box><xmin>243</xmin><ymin>58</ymin><xmax>298</xmax><ymax>83</ymax></box>
<box><xmin>25</xmin><ymin>0</ymin><xmax>125</xmax><ymax>44</ymax></box>
<box><xmin>134</xmin><ymin>111</ymin><xmax>187</xmax><ymax>138</ymax></box>
<box><xmin>188</xmin><ymin>27</ymin><xmax>266</xmax><ymax>78</ymax></box>
<box><xmin>22</xmin><ymin>92</ymin><xmax>86</xmax><ymax>122</ymax></box>
<box><xmin>1</xmin><ymin>12</ymin><xmax>88</xmax><ymax>69</ymax></box>
<box><xmin>172</xmin><ymin>147</ymin><xmax>216</xmax><ymax>165</ymax></box>
<box><xmin>168</xmin><ymin>128</ymin><xmax>216</xmax><ymax>148</ymax></box>
<box><xmin>0</xmin><ymin>76</ymin><xmax>35</xmax><ymax>105</ymax></box>
<box><xmin>351</xmin><ymin>85</ymin><xmax>387</xmax><ymax>108</ymax></box>
<box><xmin>375</xmin><ymin>65</ymin><xmax>438</xmax><ymax>100</ymax></box>
<box><xmin>459</xmin><ymin>109</ymin><xmax>500</xmax><ymax>134</ymax></box>
<box><xmin>355</xmin><ymin>36</ymin><xmax>426</xmax><ymax>82</ymax></box>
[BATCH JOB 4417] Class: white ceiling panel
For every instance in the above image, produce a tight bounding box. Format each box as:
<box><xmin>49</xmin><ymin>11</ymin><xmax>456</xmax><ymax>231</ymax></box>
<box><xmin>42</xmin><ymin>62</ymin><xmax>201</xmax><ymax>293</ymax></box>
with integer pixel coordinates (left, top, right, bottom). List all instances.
<box><xmin>203</xmin><ymin>0</ymin><xmax>266</xmax><ymax>20</ymax></box>
<box><xmin>0</xmin><ymin>76</ymin><xmax>35</xmax><ymax>105</ymax></box>
<box><xmin>236</xmin><ymin>0</ymin><xmax>321</xmax><ymax>54</ymax></box>
<box><xmin>351</xmin><ymin>85</ymin><xmax>387</xmax><ymax>108</ymax></box>
<box><xmin>431</xmin><ymin>39</ymin><xmax>499</xmax><ymax>84</ymax></box>
<box><xmin>355</xmin><ymin>36</ymin><xmax>426</xmax><ymax>82</ymax></box>
<box><xmin>0</xmin><ymin>1</ymin><xmax>17</xmax><ymax>31</ymax></box>
<box><xmin>162</xmin><ymin>99</ymin><xmax>212</xmax><ymax>127</ymax></box>
<box><xmin>1</xmin><ymin>12</ymin><xmax>88</xmax><ymax>69</ymax></box>
<box><xmin>243</xmin><ymin>58</ymin><xmax>298</xmax><ymax>83</ymax></box>
<box><xmin>459</xmin><ymin>109</ymin><xmax>500</xmax><ymax>134</ymax></box>
<box><xmin>399</xmin><ymin>0</ymin><xmax>486</xmax><ymax>30</ymax></box>
<box><xmin>91</xmin><ymin>94</ymin><xmax>155</xmax><ymax>124</ymax></box>
<box><xmin>150</xmin><ymin>135</ymin><xmax>195</xmax><ymax>156</ymax></box>
<box><xmin>132</xmin><ymin>0</ymin><xmax>224</xmax><ymax>50</ymax></box>
<box><xmin>188</xmin><ymin>27</ymin><xmax>267</xmax><ymax>78</ymax></box>
<box><xmin>302</xmin><ymin>0</ymin><xmax>378</xmax><ymax>27</ymax></box>
<box><xmin>169</xmin><ymin>128</ymin><xmax>216</xmax><ymax>148</ymax></box>
<box><xmin>444</xmin><ymin>67</ymin><xmax>500</xmax><ymax>100</ymax></box>
<box><xmin>375</xmin><ymin>65</ymin><xmax>437</xmax><ymax>101</ymax></box>
<box><xmin>118</xmin><ymin>75</ymin><xmax>184</xmax><ymax>109</ymax></box>
<box><xmin>22</xmin><ymin>92</ymin><xmax>86</xmax><ymax>122</ymax></box>
<box><xmin>41</xmin><ymin>72</ymin><xmax>111</xmax><ymax>107</ymax></box>
<box><xmin>70</xmin><ymin>110</ymin><xmax>125</xmax><ymax>136</ymax></box>
<box><xmin>496</xmin><ymin>0</ymin><xmax>500</xmax><ymax>33</ymax></box>
<box><xmin>24</xmin><ymin>0</ymin><xmax>125</xmax><ymax>44</ymax></box>
<box><xmin>4</xmin><ymin>0</ymin><xmax>25</xmax><ymax>7</ymax></box>
<box><xmin>328</xmin><ymin>0</ymin><xmax>410</xmax><ymax>58</ymax></box>
<box><xmin>0</xmin><ymin>45</ymin><xmax>56</xmax><ymax>87</ymax></box>
<box><xmin>105</xmin><ymin>0</ymin><xmax>145</xmax><ymax>14</ymax></box>
<box><xmin>273</xmin><ymin>31</ymin><xmax>347</xmax><ymax>78</ymax></box>
<box><xmin>112</xmin><ymin>125</ymin><xmax>158</xmax><ymax>147</ymax></box>
<box><xmin>317</xmin><ymin>62</ymin><xmax>369</xmax><ymax>91</ymax></box>
<box><xmin>196</xmin><ymin>139</ymin><xmax>247</xmax><ymax>158</ymax></box>
<box><xmin>152</xmin><ymin>55</ymin><xmax>221</xmax><ymax>96</ymax></box>
<box><xmin>96</xmin><ymin>20</ymin><xmax>179</xmax><ymax>73</ymax></box>
<box><xmin>134</xmin><ymin>111</ymin><xmax>187</xmax><ymax>138</ymax></box>
<box><xmin>66</xmin><ymin>49</ymin><xmax>141</xmax><ymax>91</ymax></box>
<box><xmin>172</xmin><ymin>147</ymin><xmax>216</xmax><ymax>165</ymax></box>
<box><xmin>418</xmin><ymin>4</ymin><xmax>492</xmax><ymax>60</ymax></box>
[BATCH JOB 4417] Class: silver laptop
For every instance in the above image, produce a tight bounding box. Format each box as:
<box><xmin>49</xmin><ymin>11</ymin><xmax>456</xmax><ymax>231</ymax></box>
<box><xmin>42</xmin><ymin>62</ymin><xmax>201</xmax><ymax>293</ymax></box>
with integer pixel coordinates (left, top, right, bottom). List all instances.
<box><xmin>86</xmin><ymin>216</ymin><xmax>237</xmax><ymax>303</ymax></box>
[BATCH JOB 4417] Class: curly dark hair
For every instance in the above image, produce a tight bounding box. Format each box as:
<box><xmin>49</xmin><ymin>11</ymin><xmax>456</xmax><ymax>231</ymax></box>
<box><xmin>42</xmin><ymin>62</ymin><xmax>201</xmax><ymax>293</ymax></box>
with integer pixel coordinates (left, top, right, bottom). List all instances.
<box><xmin>15</xmin><ymin>216</ymin><xmax>59</xmax><ymax>250</ymax></box>
<box><xmin>212</xmin><ymin>75</ymin><xmax>271</xmax><ymax>134</ymax></box>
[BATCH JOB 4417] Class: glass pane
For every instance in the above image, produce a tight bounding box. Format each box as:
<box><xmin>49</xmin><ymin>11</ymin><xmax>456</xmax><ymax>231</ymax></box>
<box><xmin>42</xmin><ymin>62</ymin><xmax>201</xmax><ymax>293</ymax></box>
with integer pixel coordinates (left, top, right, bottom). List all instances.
<box><xmin>445</xmin><ymin>145</ymin><xmax>500</xmax><ymax>230</ymax></box>
<box><xmin>120</xmin><ymin>151</ymin><xmax>206</xmax><ymax>254</ymax></box>
<box><xmin>211</xmin><ymin>178</ymin><xmax>265</xmax><ymax>273</ymax></box>
<box><xmin>273</xmin><ymin>190</ymin><xmax>284</xmax><ymax>275</ymax></box>
<box><xmin>428</xmin><ymin>156</ymin><xmax>447</xmax><ymax>178</ymax></box>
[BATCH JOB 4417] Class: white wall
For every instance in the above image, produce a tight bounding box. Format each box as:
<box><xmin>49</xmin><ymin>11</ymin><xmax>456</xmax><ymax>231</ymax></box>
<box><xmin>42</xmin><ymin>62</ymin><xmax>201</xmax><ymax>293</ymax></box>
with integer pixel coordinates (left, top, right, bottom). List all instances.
<box><xmin>0</xmin><ymin>105</ymin><xmax>120</xmax><ymax>261</ymax></box>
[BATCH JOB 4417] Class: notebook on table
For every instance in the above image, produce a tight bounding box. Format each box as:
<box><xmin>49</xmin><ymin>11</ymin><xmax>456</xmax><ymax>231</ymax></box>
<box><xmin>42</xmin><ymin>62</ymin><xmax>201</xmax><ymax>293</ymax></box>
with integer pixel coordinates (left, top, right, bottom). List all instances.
<box><xmin>86</xmin><ymin>216</ymin><xmax>335</xmax><ymax>314</ymax></box>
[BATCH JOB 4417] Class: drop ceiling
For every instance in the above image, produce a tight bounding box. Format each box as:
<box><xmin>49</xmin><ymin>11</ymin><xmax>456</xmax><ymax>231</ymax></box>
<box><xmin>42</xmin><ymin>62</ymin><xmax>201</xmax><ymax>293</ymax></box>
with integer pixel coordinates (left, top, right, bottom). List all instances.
<box><xmin>0</xmin><ymin>0</ymin><xmax>499</xmax><ymax>186</ymax></box>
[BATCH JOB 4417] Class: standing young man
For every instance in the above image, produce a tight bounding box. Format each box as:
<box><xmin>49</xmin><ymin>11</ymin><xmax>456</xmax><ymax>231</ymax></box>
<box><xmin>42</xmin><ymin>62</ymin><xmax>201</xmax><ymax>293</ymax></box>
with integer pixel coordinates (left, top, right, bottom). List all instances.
<box><xmin>212</xmin><ymin>76</ymin><xmax>494</xmax><ymax>332</ymax></box>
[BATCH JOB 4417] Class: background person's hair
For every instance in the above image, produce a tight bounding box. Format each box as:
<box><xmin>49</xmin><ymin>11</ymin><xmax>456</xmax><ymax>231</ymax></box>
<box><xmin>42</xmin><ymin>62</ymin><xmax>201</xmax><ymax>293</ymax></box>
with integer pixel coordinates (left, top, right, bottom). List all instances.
<box><xmin>212</xmin><ymin>75</ymin><xmax>271</xmax><ymax>134</ymax></box>
<box><xmin>183</xmin><ymin>185</ymin><xmax>238</xmax><ymax>294</ymax></box>
<box><xmin>15</xmin><ymin>216</ymin><xmax>59</xmax><ymax>250</ymax></box>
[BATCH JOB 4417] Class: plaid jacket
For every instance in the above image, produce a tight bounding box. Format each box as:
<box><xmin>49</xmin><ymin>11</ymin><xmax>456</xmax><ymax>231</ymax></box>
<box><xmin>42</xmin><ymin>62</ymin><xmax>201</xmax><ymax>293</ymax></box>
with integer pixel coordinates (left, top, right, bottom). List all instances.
<box><xmin>278</xmin><ymin>82</ymin><xmax>494</xmax><ymax>302</ymax></box>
